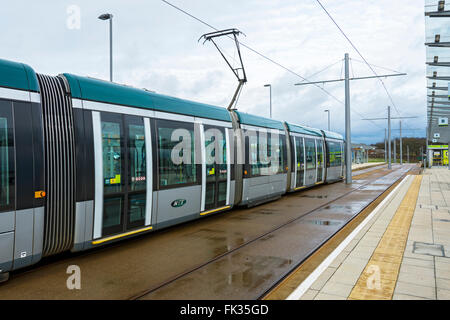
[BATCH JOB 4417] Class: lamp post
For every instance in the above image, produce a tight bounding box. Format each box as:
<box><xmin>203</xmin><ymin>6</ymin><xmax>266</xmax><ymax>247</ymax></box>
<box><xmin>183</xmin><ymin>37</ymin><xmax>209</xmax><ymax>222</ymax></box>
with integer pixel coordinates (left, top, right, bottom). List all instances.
<box><xmin>324</xmin><ymin>109</ymin><xmax>330</xmax><ymax>131</ymax></box>
<box><xmin>264</xmin><ymin>84</ymin><xmax>272</xmax><ymax>118</ymax></box>
<box><xmin>98</xmin><ymin>13</ymin><xmax>113</xmax><ymax>82</ymax></box>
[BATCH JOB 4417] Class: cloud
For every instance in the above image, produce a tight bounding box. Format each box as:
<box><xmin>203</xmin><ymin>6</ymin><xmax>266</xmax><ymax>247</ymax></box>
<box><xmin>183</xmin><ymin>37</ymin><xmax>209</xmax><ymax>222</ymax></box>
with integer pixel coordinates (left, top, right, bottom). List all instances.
<box><xmin>0</xmin><ymin>0</ymin><xmax>427</xmax><ymax>144</ymax></box>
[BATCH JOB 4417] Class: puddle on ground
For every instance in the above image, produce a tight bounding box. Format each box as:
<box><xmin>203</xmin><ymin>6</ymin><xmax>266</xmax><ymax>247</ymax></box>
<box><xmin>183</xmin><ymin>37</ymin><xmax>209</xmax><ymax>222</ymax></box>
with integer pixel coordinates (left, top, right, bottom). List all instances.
<box><xmin>299</xmin><ymin>194</ymin><xmax>329</xmax><ymax>199</ymax></box>
<box><xmin>255</xmin><ymin>209</ymin><xmax>277</xmax><ymax>215</ymax></box>
<box><xmin>301</xmin><ymin>219</ymin><xmax>343</xmax><ymax>226</ymax></box>
<box><xmin>360</xmin><ymin>185</ymin><xmax>388</xmax><ymax>191</ymax></box>
<box><xmin>323</xmin><ymin>204</ymin><xmax>352</xmax><ymax>210</ymax></box>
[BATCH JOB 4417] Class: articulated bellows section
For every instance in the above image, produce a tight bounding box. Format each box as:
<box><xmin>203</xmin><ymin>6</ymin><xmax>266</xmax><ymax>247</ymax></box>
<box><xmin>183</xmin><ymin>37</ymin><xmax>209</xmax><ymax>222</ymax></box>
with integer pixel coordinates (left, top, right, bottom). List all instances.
<box><xmin>37</xmin><ymin>74</ymin><xmax>76</xmax><ymax>256</ymax></box>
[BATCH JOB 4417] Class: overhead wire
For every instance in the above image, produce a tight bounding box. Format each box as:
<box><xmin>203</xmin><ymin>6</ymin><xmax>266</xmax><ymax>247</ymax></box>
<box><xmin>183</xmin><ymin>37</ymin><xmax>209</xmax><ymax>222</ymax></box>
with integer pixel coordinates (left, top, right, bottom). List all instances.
<box><xmin>315</xmin><ymin>0</ymin><xmax>402</xmax><ymax>117</ymax></box>
<box><xmin>161</xmin><ymin>0</ymin><xmax>384</xmax><ymax>130</ymax></box>
<box><xmin>161</xmin><ymin>0</ymin><xmax>344</xmax><ymax>104</ymax></box>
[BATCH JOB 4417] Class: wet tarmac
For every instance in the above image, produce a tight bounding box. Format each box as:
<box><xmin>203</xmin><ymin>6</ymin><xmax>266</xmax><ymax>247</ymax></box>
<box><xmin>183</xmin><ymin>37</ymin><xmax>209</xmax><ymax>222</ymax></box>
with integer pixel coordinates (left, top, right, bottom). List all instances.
<box><xmin>0</xmin><ymin>164</ymin><xmax>413</xmax><ymax>299</ymax></box>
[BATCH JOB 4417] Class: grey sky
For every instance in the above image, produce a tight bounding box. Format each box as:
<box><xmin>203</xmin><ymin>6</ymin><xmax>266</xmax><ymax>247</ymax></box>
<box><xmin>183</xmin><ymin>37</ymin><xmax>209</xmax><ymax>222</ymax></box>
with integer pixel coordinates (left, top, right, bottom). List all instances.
<box><xmin>0</xmin><ymin>0</ymin><xmax>427</xmax><ymax>143</ymax></box>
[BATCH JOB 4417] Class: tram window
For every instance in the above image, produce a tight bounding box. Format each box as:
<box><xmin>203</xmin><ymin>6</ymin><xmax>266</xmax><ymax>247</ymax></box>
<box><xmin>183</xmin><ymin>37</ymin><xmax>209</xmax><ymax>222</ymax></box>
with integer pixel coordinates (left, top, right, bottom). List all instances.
<box><xmin>250</xmin><ymin>135</ymin><xmax>258</xmax><ymax>176</ymax></box>
<box><xmin>0</xmin><ymin>106</ymin><xmax>14</xmax><ymax>212</ymax></box>
<box><xmin>129</xmin><ymin>123</ymin><xmax>146</xmax><ymax>191</ymax></box>
<box><xmin>204</xmin><ymin>126</ymin><xmax>227</xmax><ymax>180</ymax></box>
<box><xmin>278</xmin><ymin>135</ymin><xmax>287</xmax><ymax>174</ymax></box>
<box><xmin>102</xmin><ymin>119</ymin><xmax>123</xmax><ymax>194</ymax></box>
<box><xmin>328</xmin><ymin>141</ymin><xmax>342</xmax><ymax>167</ymax></box>
<box><xmin>248</xmin><ymin>130</ymin><xmax>285</xmax><ymax>176</ymax></box>
<box><xmin>248</xmin><ymin>130</ymin><xmax>260</xmax><ymax>176</ymax></box>
<box><xmin>128</xmin><ymin>193</ymin><xmax>146</xmax><ymax>223</ymax></box>
<box><xmin>317</xmin><ymin>140</ymin><xmax>324</xmax><ymax>167</ymax></box>
<box><xmin>157</xmin><ymin>119</ymin><xmax>196</xmax><ymax>188</ymax></box>
<box><xmin>103</xmin><ymin>197</ymin><xmax>122</xmax><ymax>229</ymax></box>
<box><xmin>296</xmin><ymin>138</ymin><xmax>305</xmax><ymax>170</ymax></box>
<box><xmin>305</xmin><ymin>139</ymin><xmax>316</xmax><ymax>169</ymax></box>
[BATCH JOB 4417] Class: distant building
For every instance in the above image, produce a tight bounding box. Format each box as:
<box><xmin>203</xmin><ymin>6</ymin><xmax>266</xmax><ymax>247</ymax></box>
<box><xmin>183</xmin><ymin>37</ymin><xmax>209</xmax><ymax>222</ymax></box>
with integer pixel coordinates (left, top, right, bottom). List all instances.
<box><xmin>351</xmin><ymin>144</ymin><xmax>376</xmax><ymax>164</ymax></box>
<box><xmin>425</xmin><ymin>1</ymin><xmax>450</xmax><ymax>166</ymax></box>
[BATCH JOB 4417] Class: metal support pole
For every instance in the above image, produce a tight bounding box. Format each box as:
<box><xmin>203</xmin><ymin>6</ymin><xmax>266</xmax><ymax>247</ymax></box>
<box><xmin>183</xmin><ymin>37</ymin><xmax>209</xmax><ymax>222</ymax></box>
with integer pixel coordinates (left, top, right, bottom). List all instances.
<box><xmin>384</xmin><ymin>128</ymin><xmax>387</xmax><ymax>163</ymax></box>
<box><xmin>420</xmin><ymin>146</ymin><xmax>422</xmax><ymax>165</ymax></box>
<box><xmin>388</xmin><ymin>106</ymin><xmax>392</xmax><ymax>169</ymax></box>
<box><xmin>426</xmin><ymin>127</ymin><xmax>429</xmax><ymax>168</ymax></box>
<box><xmin>400</xmin><ymin>120</ymin><xmax>403</xmax><ymax>165</ymax></box>
<box><xmin>109</xmin><ymin>17</ymin><xmax>113</xmax><ymax>82</ymax></box>
<box><xmin>345</xmin><ymin>53</ymin><xmax>352</xmax><ymax>184</ymax></box>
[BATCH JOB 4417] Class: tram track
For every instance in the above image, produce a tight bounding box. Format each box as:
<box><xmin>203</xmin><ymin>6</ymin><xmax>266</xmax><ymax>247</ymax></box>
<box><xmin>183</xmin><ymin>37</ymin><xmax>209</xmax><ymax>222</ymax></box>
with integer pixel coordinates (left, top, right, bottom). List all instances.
<box><xmin>9</xmin><ymin>165</ymin><xmax>386</xmax><ymax>281</ymax></box>
<box><xmin>129</xmin><ymin>164</ymin><xmax>411</xmax><ymax>300</ymax></box>
<box><xmin>0</xmin><ymin>164</ymin><xmax>409</xmax><ymax>299</ymax></box>
<box><xmin>261</xmin><ymin>165</ymin><xmax>421</xmax><ymax>300</ymax></box>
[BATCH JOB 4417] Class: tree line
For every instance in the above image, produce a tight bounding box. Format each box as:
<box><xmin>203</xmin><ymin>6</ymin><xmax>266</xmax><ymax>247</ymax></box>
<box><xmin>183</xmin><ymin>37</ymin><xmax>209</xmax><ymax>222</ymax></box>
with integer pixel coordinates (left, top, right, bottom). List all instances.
<box><xmin>370</xmin><ymin>137</ymin><xmax>427</xmax><ymax>163</ymax></box>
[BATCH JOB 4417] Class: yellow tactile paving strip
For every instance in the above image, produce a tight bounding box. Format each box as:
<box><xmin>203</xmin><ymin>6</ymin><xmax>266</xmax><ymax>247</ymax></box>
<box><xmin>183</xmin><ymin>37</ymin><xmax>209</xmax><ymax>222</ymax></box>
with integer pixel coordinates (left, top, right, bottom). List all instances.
<box><xmin>348</xmin><ymin>175</ymin><xmax>423</xmax><ymax>300</ymax></box>
<box><xmin>263</xmin><ymin>173</ymin><xmax>405</xmax><ymax>300</ymax></box>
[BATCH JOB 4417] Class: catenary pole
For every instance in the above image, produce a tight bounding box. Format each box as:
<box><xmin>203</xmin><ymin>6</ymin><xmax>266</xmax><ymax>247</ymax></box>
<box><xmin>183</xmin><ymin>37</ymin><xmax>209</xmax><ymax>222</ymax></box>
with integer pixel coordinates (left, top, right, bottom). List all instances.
<box><xmin>384</xmin><ymin>128</ymin><xmax>387</xmax><ymax>163</ymax></box>
<box><xmin>345</xmin><ymin>53</ymin><xmax>352</xmax><ymax>184</ymax></box>
<box><xmin>400</xmin><ymin>120</ymin><xmax>403</xmax><ymax>165</ymax></box>
<box><xmin>110</xmin><ymin>17</ymin><xmax>113</xmax><ymax>82</ymax></box>
<box><xmin>388</xmin><ymin>106</ymin><xmax>392</xmax><ymax>169</ymax></box>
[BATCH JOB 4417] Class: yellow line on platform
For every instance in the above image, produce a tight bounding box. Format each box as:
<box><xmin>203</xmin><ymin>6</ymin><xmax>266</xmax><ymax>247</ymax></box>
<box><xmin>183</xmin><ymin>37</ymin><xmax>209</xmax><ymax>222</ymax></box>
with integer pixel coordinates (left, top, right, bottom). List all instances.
<box><xmin>348</xmin><ymin>175</ymin><xmax>422</xmax><ymax>300</ymax></box>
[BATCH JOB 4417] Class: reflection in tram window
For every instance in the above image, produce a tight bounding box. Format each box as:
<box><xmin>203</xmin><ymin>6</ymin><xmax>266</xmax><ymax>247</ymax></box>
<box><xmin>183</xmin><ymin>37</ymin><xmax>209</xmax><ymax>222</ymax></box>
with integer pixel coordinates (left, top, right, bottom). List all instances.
<box><xmin>103</xmin><ymin>197</ymin><xmax>123</xmax><ymax>229</ymax></box>
<box><xmin>129</xmin><ymin>124</ymin><xmax>146</xmax><ymax>191</ymax></box>
<box><xmin>102</xmin><ymin>120</ymin><xmax>123</xmax><ymax>194</ymax></box>
<box><xmin>218</xmin><ymin>181</ymin><xmax>227</xmax><ymax>203</ymax></box>
<box><xmin>157</xmin><ymin>120</ymin><xmax>196</xmax><ymax>188</ymax></box>
<box><xmin>305</xmin><ymin>139</ymin><xmax>316</xmax><ymax>169</ymax></box>
<box><xmin>128</xmin><ymin>193</ymin><xmax>146</xmax><ymax>223</ymax></box>
<box><xmin>205</xmin><ymin>183</ymin><xmax>215</xmax><ymax>207</ymax></box>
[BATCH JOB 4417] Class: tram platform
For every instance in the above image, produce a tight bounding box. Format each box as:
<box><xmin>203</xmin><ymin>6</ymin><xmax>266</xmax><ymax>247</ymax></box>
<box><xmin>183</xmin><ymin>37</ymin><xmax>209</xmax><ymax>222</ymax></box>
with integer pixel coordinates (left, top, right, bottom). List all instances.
<box><xmin>279</xmin><ymin>167</ymin><xmax>450</xmax><ymax>300</ymax></box>
<box><xmin>352</xmin><ymin>162</ymin><xmax>385</xmax><ymax>171</ymax></box>
<box><xmin>0</xmin><ymin>164</ymin><xmax>412</xmax><ymax>299</ymax></box>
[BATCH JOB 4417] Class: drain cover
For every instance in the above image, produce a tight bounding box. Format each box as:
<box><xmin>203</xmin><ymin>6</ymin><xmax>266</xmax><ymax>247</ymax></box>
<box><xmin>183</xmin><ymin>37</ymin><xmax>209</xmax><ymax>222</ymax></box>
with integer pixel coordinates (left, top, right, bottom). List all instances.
<box><xmin>412</xmin><ymin>242</ymin><xmax>445</xmax><ymax>257</ymax></box>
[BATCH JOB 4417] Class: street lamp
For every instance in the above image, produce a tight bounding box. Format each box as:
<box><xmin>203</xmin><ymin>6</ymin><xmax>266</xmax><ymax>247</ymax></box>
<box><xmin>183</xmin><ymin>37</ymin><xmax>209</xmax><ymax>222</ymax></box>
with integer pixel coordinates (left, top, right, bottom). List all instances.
<box><xmin>324</xmin><ymin>109</ymin><xmax>330</xmax><ymax>131</ymax></box>
<box><xmin>264</xmin><ymin>84</ymin><xmax>272</xmax><ymax>118</ymax></box>
<box><xmin>98</xmin><ymin>13</ymin><xmax>113</xmax><ymax>82</ymax></box>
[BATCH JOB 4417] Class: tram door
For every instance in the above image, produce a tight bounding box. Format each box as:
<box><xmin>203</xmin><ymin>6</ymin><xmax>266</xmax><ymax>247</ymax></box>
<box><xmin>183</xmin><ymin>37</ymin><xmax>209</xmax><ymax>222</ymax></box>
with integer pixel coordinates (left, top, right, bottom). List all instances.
<box><xmin>316</xmin><ymin>139</ymin><xmax>324</xmax><ymax>183</ymax></box>
<box><xmin>203</xmin><ymin>125</ymin><xmax>228</xmax><ymax>211</ymax></box>
<box><xmin>95</xmin><ymin>112</ymin><xmax>152</xmax><ymax>239</ymax></box>
<box><xmin>295</xmin><ymin>137</ymin><xmax>305</xmax><ymax>188</ymax></box>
